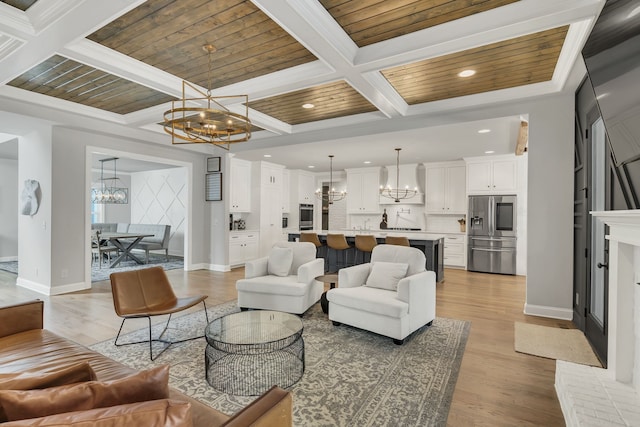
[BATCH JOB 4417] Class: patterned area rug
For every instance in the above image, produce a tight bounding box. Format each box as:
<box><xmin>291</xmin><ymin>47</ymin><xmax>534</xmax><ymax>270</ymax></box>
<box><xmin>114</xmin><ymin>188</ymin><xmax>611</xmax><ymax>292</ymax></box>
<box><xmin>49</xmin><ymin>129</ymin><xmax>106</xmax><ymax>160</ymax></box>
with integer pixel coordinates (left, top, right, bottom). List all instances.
<box><xmin>90</xmin><ymin>301</ymin><xmax>470</xmax><ymax>426</ymax></box>
<box><xmin>0</xmin><ymin>254</ymin><xmax>184</xmax><ymax>282</ymax></box>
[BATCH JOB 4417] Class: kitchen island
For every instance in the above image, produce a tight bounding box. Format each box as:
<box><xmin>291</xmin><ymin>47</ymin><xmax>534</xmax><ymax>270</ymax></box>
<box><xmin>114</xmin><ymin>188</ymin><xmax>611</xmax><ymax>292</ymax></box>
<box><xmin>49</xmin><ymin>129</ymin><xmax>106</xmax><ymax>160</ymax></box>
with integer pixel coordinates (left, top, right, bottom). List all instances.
<box><xmin>287</xmin><ymin>230</ymin><xmax>444</xmax><ymax>282</ymax></box>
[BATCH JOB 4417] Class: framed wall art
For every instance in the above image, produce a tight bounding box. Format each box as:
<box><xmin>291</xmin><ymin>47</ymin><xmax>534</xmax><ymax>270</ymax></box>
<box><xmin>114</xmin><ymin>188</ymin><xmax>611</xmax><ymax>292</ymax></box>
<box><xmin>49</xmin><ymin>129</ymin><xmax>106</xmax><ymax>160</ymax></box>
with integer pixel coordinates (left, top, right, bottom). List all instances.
<box><xmin>207</xmin><ymin>157</ymin><xmax>221</xmax><ymax>172</ymax></box>
<box><xmin>205</xmin><ymin>172</ymin><xmax>222</xmax><ymax>201</ymax></box>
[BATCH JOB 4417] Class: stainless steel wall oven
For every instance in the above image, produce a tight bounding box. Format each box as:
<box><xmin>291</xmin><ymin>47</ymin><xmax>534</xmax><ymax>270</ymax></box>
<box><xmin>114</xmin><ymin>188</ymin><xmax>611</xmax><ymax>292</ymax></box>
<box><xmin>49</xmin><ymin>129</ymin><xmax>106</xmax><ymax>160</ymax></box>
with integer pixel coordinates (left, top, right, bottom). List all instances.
<box><xmin>299</xmin><ymin>204</ymin><xmax>314</xmax><ymax>230</ymax></box>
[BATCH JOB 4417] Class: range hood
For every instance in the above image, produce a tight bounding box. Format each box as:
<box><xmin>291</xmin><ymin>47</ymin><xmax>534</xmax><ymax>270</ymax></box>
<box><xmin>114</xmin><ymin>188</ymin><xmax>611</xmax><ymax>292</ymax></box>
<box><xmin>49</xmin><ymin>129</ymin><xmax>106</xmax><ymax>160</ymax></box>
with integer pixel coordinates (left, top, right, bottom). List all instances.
<box><xmin>380</xmin><ymin>163</ymin><xmax>424</xmax><ymax>204</ymax></box>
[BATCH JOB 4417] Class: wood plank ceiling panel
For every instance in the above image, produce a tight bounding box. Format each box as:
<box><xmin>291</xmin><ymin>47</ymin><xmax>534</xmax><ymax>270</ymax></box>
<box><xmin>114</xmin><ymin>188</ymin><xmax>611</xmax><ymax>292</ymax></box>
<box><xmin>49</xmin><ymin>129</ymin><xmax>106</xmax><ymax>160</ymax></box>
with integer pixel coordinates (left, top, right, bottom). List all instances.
<box><xmin>0</xmin><ymin>0</ymin><xmax>37</xmax><ymax>11</ymax></box>
<box><xmin>249</xmin><ymin>81</ymin><xmax>378</xmax><ymax>125</ymax></box>
<box><xmin>87</xmin><ymin>0</ymin><xmax>317</xmax><ymax>89</ymax></box>
<box><xmin>320</xmin><ymin>0</ymin><xmax>520</xmax><ymax>47</ymax></box>
<box><xmin>382</xmin><ymin>26</ymin><xmax>569</xmax><ymax>104</ymax></box>
<box><xmin>8</xmin><ymin>55</ymin><xmax>176</xmax><ymax>115</ymax></box>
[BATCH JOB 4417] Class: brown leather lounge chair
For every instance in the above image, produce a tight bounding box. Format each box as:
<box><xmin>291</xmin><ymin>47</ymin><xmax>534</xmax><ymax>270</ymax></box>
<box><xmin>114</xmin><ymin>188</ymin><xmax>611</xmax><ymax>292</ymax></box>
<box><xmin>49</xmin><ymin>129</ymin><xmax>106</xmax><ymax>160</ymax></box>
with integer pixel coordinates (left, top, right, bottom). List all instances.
<box><xmin>110</xmin><ymin>266</ymin><xmax>208</xmax><ymax>360</ymax></box>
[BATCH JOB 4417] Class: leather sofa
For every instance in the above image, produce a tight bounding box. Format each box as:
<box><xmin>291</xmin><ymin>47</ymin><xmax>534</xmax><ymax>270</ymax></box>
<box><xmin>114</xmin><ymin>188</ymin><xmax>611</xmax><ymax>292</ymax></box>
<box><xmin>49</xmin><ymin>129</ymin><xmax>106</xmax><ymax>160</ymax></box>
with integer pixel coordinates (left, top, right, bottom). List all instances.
<box><xmin>0</xmin><ymin>300</ymin><xmax>292</xmax><ymax>426</ymax></box>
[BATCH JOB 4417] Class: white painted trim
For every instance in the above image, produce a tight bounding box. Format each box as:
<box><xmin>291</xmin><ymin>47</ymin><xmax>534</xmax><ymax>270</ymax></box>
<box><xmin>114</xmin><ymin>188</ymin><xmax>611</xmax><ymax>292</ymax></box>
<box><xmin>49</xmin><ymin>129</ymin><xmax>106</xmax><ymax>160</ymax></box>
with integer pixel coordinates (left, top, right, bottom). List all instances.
<box><xmin>27</xmin><ymin>0</ymin><xmax>85</xmax><ymax>34</ymax></box>
<box><xmin>0</xmin><ymin>3</ymin><xmax>34</xmax><ymax>36</ymax></box>
<box><xmin>17</xmin><ymin>277</ymin><xmax>89</xmax><ymax>295</ymax></box>
<box><xmin>0</xmin><ymin>256</ymin><xmax>17</xmax><ymax>262</ymax></box>
<box><xmin>185</xmin><ymin>263</ymin><xmax>230</xmax><ymax>272</ymax></box>
<box><xmin>0</xmin><ymin>34</ymin><xmax>23</xmax><ymax>62</ymax></box>
<box><xmin>524</xmin><ymin>303</ymin><xmax>573</xmax><ymax>320</ymax></box>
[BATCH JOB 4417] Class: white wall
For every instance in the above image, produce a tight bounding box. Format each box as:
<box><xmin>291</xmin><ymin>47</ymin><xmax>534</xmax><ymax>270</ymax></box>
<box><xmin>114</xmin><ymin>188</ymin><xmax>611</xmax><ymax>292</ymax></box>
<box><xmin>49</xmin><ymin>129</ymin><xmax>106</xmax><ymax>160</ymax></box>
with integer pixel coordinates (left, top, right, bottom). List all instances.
<box><xmin>524</xmin><ymin>95</ymin><xmax>574</xmax><ymax>319</ymax></box>
<box><xmin>131</xmin><ymin>168</ymin><xmax>187</xmax><ymax>257</ymax></box>
<box><xmin>0</xmin><ymin>157</ymin><xmax>18</xmax><ymax>260</ymax></box>
<box><xmin>16</xmin><ymin>120</ymin><xmax>53</xmax><ymax>291</ymax></box>
<box><xmin>8</xmin><ymin>121</ymin><xmax>220</xmax><ymax>294</ymax></box>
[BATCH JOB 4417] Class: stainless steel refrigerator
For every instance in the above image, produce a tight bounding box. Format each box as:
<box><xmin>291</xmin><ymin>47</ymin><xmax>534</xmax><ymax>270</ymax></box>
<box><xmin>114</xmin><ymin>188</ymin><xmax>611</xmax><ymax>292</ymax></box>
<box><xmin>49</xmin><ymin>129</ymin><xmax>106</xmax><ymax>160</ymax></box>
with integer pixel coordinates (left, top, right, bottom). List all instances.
<box><xmin>467</xmin><ymin>195</ymin><xmax>517</xmax><ymax>275</ymax></box>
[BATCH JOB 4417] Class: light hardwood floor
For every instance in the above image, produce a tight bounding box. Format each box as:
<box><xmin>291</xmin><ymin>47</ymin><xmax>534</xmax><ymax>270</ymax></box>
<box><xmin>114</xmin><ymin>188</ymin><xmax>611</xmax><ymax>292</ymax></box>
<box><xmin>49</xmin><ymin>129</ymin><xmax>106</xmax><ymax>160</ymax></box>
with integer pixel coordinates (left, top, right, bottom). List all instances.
<box><xmin>0</xmin><ymin>267</ymin><xmax>571</xmax><ymax>426</ymax></box>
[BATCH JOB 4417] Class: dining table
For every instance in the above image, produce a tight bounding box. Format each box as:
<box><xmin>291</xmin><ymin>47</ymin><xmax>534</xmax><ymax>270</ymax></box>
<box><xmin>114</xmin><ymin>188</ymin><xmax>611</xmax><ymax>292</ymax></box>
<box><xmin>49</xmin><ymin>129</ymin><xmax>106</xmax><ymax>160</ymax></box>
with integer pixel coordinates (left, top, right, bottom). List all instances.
<box><xmin>99</xmin><ymin>232</ymin><xmax>153</xmax><ymax>268</ymax></box>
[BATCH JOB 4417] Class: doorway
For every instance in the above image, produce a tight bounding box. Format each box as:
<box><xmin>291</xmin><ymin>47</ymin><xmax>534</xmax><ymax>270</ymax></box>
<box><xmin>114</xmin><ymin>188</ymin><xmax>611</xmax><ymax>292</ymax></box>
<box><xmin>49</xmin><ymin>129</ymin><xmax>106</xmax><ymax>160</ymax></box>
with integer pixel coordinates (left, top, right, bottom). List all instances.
<box><xmin>86</xmin><ymin>148</ymin><xmax>191</xmax><ymax>284</ymax></box>
<box><xmin>585</xmin><ymin>117</ymin><xmax>608</xmax><ymax>362</ymax></box>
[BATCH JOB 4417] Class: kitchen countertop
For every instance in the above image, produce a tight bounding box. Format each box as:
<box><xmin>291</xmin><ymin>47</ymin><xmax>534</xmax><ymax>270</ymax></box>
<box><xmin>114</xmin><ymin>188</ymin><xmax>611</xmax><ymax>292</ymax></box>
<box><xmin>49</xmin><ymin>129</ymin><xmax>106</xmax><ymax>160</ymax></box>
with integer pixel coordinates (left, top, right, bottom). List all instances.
<box><xmin>288</xmin><ymin>229</ymin><xmax>446</xmax><ymax>240</ymax></box>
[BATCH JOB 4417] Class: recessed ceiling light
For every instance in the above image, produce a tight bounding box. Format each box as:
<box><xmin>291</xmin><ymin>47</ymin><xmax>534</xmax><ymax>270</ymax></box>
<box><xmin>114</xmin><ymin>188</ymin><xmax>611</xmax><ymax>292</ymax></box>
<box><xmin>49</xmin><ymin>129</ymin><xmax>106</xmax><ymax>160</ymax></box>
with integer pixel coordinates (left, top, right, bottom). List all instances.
<box><xmin>458</xmin><ymin>69</ymin><xmax>476</xmax><ymax>78</ymax></box>
<box><xmin>308</xmin><ymin>165</ymin><xmax>315</xmax><ymax>168</ymax></box>
<box><xmin>485</xmin><ymin>150</ymin><xmax>495</xmax><ymax>154</ymax></box>
<box><xmin>302</xmin><ymin>103</ymin><xmax>314</xmax><ymax>109</ymax></box>
<box><xmin>263</xmin><ymin>154</ymin><xmax>271</xmax><ymax>158</ymax></box>
<box><xmin>363</xmin><ymin>161</ymin><xmax>371</xmax><ymax>164</ymax></box>
<box><xmin>478</xmin><ymin>129</ymin><xmax>491</xmax><ymax>134</ymax></box>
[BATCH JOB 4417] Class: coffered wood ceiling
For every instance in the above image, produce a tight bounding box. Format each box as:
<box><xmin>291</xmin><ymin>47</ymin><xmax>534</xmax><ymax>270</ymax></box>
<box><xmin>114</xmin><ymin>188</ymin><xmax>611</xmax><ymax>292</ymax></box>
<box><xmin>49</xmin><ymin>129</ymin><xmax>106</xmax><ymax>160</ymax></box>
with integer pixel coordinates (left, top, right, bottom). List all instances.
<box><xmin>382</xmin><ymin>26</ymin><xmax>569</xmax><ymax>104</ymax></box>
<box><xmin>320</xmin><ymin>0</ymin><xmax>520</xmax><ymax>47</ymax></box>
<box><xmin>0</xmin><ymin>0</ymin><xmax>604</xmax><ymax>165</ymax></box>
<box><xmin>249</xmin><ymin>81</ymin><xmax>377</xmax><ymax>125</ymax></box>
<box><xmin>8</xmin><ymin>55</ymin><xmax>176</xmax><ymax>115</ymax></box>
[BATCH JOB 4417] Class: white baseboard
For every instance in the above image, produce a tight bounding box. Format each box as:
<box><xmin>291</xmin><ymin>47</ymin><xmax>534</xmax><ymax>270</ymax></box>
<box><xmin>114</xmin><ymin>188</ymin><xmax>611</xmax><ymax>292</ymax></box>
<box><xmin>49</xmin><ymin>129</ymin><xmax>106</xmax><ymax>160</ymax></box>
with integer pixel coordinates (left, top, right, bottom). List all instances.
<box><xmin>524</xmin><ymin>303</ymin><xmax>573</xmax><ymax>320</ymax></box>
<box><xmin>185</xmin><ymin>263</ymin><xmax>230</xmax><ymax>272</ymax></box>
<box><xmin>0</xmin><ymin>256</ymin><xmax>18</xmax><ymax>262</ymax></box>
<box><xmin>16</xmin><ymin>277</ymin><xmax>90</xmax><ymax>296</ymax></box>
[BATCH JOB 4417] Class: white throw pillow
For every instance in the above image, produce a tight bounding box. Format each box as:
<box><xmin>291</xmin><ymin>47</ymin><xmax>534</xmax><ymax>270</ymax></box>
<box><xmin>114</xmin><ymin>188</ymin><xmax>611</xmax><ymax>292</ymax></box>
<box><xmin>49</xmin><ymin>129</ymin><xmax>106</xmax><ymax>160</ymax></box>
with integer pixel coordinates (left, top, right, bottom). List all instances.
<box><xmin>268</xmin><ymin>247</ymin><xmax>294</xmax><ymax>277</ymax></box>
<box><xmin>365</xmin><ymin>262</ymin><xmax>409</xmax><ymax>291</ymax></box>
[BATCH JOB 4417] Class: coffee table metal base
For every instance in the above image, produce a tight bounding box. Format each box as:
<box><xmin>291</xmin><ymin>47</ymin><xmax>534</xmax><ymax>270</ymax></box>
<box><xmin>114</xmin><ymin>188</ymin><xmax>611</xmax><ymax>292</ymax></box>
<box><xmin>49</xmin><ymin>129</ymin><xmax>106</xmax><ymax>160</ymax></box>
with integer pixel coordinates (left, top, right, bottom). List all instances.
<box><xmin>205</xmin><ymin>337</ymin><xmax>304</xmax><ymax>396</ymax></box>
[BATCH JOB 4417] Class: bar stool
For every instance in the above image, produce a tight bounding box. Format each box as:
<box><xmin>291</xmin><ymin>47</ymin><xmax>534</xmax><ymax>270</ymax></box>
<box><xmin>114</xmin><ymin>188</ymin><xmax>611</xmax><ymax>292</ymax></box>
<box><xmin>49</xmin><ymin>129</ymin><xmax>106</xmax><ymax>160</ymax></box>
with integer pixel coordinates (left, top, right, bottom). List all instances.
<box><xmin>326</xmin><ymin>234</ymin><xmax>352</xmax><ymax>272</ymax></box>
<box><xmin>355</xmin><ymin>235</ymin><xmax>377</xmax><ymax>264</ymax></box>
<box><xmin>300</xmin><ymin>232</ymin><xmax>327</xmax><ymax>270</ymax></box>
<box><xmin>385</xmin><ymin>236</ymin><xmax>410</xmax><ymax>246</ymax></box>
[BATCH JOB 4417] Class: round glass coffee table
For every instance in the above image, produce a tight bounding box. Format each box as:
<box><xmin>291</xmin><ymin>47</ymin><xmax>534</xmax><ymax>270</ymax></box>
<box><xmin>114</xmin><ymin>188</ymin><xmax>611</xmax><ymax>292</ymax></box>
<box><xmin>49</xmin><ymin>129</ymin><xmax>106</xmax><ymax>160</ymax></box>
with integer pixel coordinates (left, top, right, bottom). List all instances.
<box><xmin>204</xmin><ymin>310</ymin><xmax>304</xmax><ymax>396</ymax></box>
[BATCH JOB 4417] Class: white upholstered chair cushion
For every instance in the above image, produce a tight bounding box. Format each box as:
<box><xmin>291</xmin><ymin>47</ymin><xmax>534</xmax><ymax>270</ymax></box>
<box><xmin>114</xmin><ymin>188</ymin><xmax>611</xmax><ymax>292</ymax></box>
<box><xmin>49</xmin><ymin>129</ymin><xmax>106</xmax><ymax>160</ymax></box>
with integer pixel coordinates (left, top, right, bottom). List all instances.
<box><xmin>267</xmin><ymin>247</ymin><xmax>293</xmax><ymax>277</ymax></box>
<box><xmin>365</xmin><ymin>262</ymin><xmax>408</xmax><ymax>291</ymax></box>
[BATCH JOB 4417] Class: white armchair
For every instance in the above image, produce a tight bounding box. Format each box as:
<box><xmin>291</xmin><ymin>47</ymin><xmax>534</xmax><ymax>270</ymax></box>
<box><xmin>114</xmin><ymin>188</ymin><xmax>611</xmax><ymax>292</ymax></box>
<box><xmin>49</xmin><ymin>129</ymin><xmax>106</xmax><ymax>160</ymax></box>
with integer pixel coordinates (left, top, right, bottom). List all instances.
<box><xmin>326</xmin><ymin>244</ymin><xmax>436</xmax><ymax>344</ymax></box>
<box><xmin>236</xmin><ymin>242</ymin><xmax>325</xmax><ymax>314</ymax></box>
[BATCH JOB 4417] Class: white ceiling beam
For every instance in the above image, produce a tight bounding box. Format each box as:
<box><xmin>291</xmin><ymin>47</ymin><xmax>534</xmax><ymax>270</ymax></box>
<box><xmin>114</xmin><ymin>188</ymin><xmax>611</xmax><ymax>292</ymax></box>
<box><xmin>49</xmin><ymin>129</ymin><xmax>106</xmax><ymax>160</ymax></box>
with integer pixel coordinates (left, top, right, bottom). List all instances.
<box><xmin>355</xmin><ymin>0</ymin><xmax>604</xmax><ymax>71</ymax></box>
<box><xmin>252</xmin><ymin>0</ymin><xmax>405</xmax><ymax>118</ymax></box>
<box><xmin>0</xmin><ymin>0</ymin><xmax>146</xmax><ymax>85</ymax></box>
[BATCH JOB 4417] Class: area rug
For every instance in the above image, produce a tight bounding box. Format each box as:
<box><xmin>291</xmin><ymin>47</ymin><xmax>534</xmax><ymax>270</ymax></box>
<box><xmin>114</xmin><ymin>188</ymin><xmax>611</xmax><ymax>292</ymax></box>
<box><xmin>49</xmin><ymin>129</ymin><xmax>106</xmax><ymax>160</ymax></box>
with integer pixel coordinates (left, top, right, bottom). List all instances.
<box><xmin>514</xmin><ymin>322</ymin><xmax>601</xmax><ymax>367</ymax></box>
<box><xmin>0</xmin><ymin>254</ymin><xmax>183</xmax><ymax>283</ymax></box>
<box><xmin>90</xmin><ymin>301</ymin><xmax>470</xmax><ymax>426</ymax></box>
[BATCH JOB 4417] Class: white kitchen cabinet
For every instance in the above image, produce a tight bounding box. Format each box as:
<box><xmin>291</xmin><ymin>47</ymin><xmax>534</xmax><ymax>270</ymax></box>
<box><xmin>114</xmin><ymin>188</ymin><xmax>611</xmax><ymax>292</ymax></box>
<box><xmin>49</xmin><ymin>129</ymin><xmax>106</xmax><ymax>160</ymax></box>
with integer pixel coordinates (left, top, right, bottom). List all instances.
<box><xmin>282</xmin><ymin>169</ymin><xmax>290</xmax><ymax>213</ymax></box>
<box><xmin>297</xmin><ymin>171</ymin><xmax>316</xmax><ymax>204</ymax></box>
<box><xmin>261</xmin><ymin>162</ymin><xmax>282</xmax><ymax>187</ymax></box>
<box><xmin>424</xmin><ymin>162</ymin><xmax>466</xmax><ymax>214</ymax></box>
<box><xmin>230</xmin><ymin>158</ymin><xmax>251</xmax><ymax>212</ymax></box>
<box><xmin>346</xmin><ymin>167</ymin><xmax>381</xmax><ymax>214</ymax></box>
<box><xmin>466</xmin><ymin>156</ymin><xmax>517</xmax><ymax>194</ymax></box>
<box><xmin>229</xmin><ymin>231</ymin><xmax>259</xmax><ymax>266</ymax></box>
<box><xmin>257</xmin><ymin>162</ymin><xmax>284</xmax><ymax>257</ymax></box>
<box><xmin>442</xmin><ymin>234</ymin><xmax>466</xmax><ymax>268</ymax></box>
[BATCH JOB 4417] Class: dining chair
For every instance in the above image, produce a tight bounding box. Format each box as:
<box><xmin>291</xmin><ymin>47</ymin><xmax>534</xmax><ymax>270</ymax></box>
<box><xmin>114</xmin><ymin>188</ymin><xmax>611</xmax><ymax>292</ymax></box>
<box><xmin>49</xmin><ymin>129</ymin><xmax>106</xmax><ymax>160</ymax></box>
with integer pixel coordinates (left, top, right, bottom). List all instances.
<box><xmin>91</xmin><ymin>230</ymin><xmax>119</xmax><ymax>269</ymax></box>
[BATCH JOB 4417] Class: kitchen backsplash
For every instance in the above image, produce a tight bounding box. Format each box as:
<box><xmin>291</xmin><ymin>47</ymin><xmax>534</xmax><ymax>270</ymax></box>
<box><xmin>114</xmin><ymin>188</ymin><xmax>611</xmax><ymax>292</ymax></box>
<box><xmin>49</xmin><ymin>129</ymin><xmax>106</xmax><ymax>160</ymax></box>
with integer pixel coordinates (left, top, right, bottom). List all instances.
<box><xmin>348</xmin><ymin>205</ymin><xmax>426</xmax><ymax>230</ymax></box>
<box><xmin>424</xmin><ymin>214</ymin><xmax>466</xmax><ymax>233</ymax></box>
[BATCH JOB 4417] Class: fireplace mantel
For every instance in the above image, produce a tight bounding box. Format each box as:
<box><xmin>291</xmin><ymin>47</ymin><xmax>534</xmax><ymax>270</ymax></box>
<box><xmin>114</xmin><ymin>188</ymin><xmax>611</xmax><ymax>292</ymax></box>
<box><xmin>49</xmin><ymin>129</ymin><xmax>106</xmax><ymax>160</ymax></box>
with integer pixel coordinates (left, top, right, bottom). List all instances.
<box><xmin>556</xmin><ymin>210</ymin><xmax>640</xmax><ymax>426</ymax></box>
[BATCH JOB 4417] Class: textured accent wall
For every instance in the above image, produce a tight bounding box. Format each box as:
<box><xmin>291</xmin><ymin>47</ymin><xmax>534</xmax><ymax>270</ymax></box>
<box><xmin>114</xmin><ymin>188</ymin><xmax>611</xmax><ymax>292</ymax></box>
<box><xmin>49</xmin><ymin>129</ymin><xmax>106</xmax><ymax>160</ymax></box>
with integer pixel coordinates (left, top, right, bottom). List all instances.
<box><xmin>131</xmin><ymin>168</ymin><xmax>187</xmax><ymax>256</ymax></box>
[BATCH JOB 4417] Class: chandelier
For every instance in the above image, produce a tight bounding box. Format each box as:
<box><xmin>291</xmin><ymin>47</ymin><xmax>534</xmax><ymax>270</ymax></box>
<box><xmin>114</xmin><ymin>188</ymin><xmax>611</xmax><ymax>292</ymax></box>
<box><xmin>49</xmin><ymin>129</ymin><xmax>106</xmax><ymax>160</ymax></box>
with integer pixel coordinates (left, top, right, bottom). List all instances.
<box><xmin>315</xmin><ymin>155</ymin><xmax>346</xmax><ymax>205</ymax></box>
<box><xmin>163</xmin><ymin>44</ymin><xmax>251</xmax><ymax>150</ymax></box>
<box><xmin>91</xmin><ymin>157</ymin><xmax>128</xmax><ymax>204</ymax></box>
<box><xmin>380</xmin><ymin>148</ymin><xmax>418</xmax><ymax>203</ymax></box>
